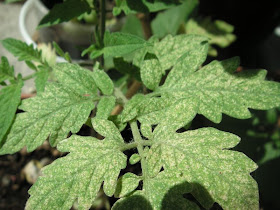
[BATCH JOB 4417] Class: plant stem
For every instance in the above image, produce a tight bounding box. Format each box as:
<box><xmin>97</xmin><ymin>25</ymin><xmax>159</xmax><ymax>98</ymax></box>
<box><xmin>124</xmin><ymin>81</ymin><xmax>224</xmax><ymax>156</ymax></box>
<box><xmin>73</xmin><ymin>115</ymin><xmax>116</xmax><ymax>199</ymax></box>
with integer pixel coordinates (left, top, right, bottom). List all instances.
<box><xmin>99</xmin><ymin>0</ymin><xmax>106</xmax><ymax>67</ymax></box>
<box><xmin>120</xmin><ymin>140</ymin><xmax>153</xmax><ymax>152</ymax></box>
<box><xmin>111</xmin><ymin>81</ymin><xmax>142</xmax><ymax>115</ymax></box>
<box><xmin>113</xmin><ymin>87</ymin><xmax>150</xmax><ymax>178</ymax></box>
<box><xmin>130</xmin><ymin>121</ymin><xmax>149</xmax><ymax>179</ymax></box>
<box><xmin>22</xmin><ymin>74</ymin><xmax>35</xmax><ymax>81</ymax></box>
<box><xmin>137</xmin><ymin>13</ymin><xmax>152</xmax><ymax>40</ymax></box>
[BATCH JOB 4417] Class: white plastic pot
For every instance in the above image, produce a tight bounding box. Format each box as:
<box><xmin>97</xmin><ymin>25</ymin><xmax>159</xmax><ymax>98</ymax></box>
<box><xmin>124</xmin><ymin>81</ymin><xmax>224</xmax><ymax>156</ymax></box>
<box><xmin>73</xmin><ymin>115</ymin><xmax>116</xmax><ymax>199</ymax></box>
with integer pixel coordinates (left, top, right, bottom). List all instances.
<box><xmin>19</xmin><ymin>0</ymin><xmax>96</xmax><ymax>63</ymax></box>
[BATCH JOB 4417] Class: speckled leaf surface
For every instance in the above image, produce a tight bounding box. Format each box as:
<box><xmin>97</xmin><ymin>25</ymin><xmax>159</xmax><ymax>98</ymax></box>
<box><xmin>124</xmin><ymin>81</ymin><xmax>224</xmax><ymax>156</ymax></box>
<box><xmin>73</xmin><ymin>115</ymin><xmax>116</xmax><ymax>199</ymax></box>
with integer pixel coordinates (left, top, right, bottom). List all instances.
<box><xmin>54</xmin><ymin>63</ymin><xmax>98</xmax><ymax>95</ymax></box>
<box><xmin>114</xmin><ymin>173</ymin><xmax>141</xmax><ymax>198</ymax></box>
<box><xmin>113</xmin><ymin>171</ymin><xmax>199</xmax><ymax>210</ymax></box>
<box><xmin>122</xmin><ymin>57</ymin><xmax>280</xmax><ymax>126</ymax></box>
<box><xmin>143</xmin><ymin>34</ymin><xmax>209</xmax><ymax>71</ymax></box>
<box><xmin>26</xmin><ymin>130</ymin><xmax>127</xmax><ymax>210</ymax></box>
<box><xmin>35</xmin><ymin>66</ymin><xmax>49</xmax><ymax>93</ymax></box>
<box><xmin>2</xmin><ymin>38</ymin><xmax>41</xmax><ymax>62</ymax></box>
<box><xmin>0</xmin><ymin>56</ymin><xmax>14</xmax><ymax>83</ymax></box>
<box><xmin>140</xmin><ymin>53</ymin><xmax>162</xmax><ymax>90</ymax></box>
<box><xmin>0</xmin><ymin>79</ymin><xmax>23</xmax><ymax>145</ymax></box>
<box><xmin>96</xmin><ymin>96</ymin><xmax>116</xmax><ymax>119</ymax></box>
<box><xmin>91</xmin><ymin>118</ymin><xmax>124</xmax><ymax>144</ymax></box>
<box><xmin>0</xmin><ymin>64</ymin><xmax>99</xmax><ymax>154</ymax></box>
<box><xmin>92</xmin><ymin>69</ymin><xmax>114</xmax><ymax>95</ymax></box>
<box><xmin>145</xmin><ymin>124</ymin><xmax>259</xmax><ymax>209</ymax></box>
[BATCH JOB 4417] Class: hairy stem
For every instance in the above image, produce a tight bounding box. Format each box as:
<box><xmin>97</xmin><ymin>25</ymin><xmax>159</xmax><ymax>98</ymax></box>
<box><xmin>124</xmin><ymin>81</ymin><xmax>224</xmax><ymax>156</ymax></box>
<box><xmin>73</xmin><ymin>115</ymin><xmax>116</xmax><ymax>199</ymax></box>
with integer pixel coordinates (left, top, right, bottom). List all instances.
<box><xmin>130</xmin><ymin>121</ymin><xmax>149</xmax><ymax>179</ymax></box>
<box><xmin>99</xmin><ymin>0</ymin><xmax>106</xmax><ymax>66</ymax></box>
<box><xmin>120</xmin><ymin>140</ymin><xmax>153</xmax><ymax>152</ymax></box>
<box><xmin>113</xmin><ymin>87</ymin><xmax>150</xmax><ymax>178</ymax></box>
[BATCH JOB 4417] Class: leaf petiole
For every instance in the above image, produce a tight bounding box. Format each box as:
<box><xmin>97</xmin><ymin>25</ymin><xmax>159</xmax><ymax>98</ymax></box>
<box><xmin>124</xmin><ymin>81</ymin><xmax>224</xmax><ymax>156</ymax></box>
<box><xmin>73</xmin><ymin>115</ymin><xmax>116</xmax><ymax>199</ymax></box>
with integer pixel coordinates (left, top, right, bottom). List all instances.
<box><xmin>22</xmin><ymin>73</ymin><xmax>35</xmax><ymax>81</ymax></box>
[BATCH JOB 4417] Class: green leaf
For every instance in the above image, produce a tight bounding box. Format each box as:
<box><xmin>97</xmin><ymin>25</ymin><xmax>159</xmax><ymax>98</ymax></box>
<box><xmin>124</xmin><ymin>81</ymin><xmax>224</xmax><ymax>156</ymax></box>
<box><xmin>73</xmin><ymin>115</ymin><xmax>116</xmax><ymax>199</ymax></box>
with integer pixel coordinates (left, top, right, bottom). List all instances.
<box><xmin>0</xmin><ymin>80</ymin><xmax>23</xmax><ymax>145</ymax></box>
<box><xmin>0</xmin><ymin>56</ymin><xmax>15</xmax><ymax>83</ymax></box>
<box><xmin>140</xmin><ymin>123</ymin><xmax>152</xmax><ymax>139</ymax></box>
<box><xmin>145</xmin><ymin>125</ymin><xmax>258</xmax><ymax>209</ymax></box>
<box><xmin>54</xmin><ymin>63</ymin><xmax>97</xmax><ymax>95</ymax></box>
<box><xmin>38</xmin><ymin>0</ymin><xmax>91</xmax><ymax>28</ymax></box>
<box><xmin>26</xmin><ymin>132</ymin><xmax>127</xmax><ymax>210</ymax></box>
<box><xmin>35</xmin><ymin>66</ymin><xmax>49</xmax><ymax>93</ymax></box>
<box><xmin>140</xmin><ymin>53</ymin><xmax>162</xmax><ymax>90</ymax></box>
<box><xmin>114</xmin><ymin>173</ymin><xmax>141</xmax><ymax>198</ymax></box>
<box><xmin>133</xmin><ymin>34</ymin><xmax>209</xmax><ymax>71</ymax></box>
<box><xmin>113</xmin><ymin>0</ymin><xmax>182</xmax><ymax>16</ymax></box>
<box><xmin>121</xmin><ymin>15</ymin><xmax>144</xmax><ymax>38</ymax></box>
<box><xmin>2</xmin><ymin>38</ymin><xmax>41</xmax><ymax>62</ymax></box>
<box><xmin>103</xmin><ymin>32</ymin><xmax>150</xmax><ymax>58</ymax></box>
<box><xmin>96</xmin><ymin>96</ymin><xmax>116</xmax><ymax>119</ymax></box>
<box><xmin>123</xmin><ymin>57</ymin><xmax>280</xmax><ymax>126</ymax></box>
<box><xmin>151</xmin><ymin>0</ymin><xmax>198</xmax><ymax>38</ymax></box>
<box><xmin>91</xmin><ymin>118</ymin><xmax>124</xmax><ymax>144</ymax></box>
<box><xmin>186</xmin><ymin>17</ymin><xmax>236</xmax><ymax>52</ymax></box>
<box><xmin>0</xmin><ymin>64</ymin><xmax>98</xmax><ymax>154</ymax></box>
<box><xmin>52</xmin><ymin>41</ymin><xmax>65</xmax><ymax>58</ymax></box>
<box><xmin>113</xmin><ymin>57</ymin><xmax>141</xmax><ymax>81</ymax></box>
<box><xmin>113</xmin><ymin>171</ymin><xmax>199</xmax><ymax>210</ymax></box>
<box><xmin>108</xmin><ymin>115</ymin><xmax>127</xmax><ymax>132</ymax></box>
<box><xmin>25</xmin><ymin>60</ymin><xmax>38</xmax><ymax>71</ymax></box>
<box><xmin>92</xmin><ymin>69</ymin><xmax>114</xmax><ymax>95</ymax></box>
<box><xmin>129</xmin><ymin>154</ymin><xmax>141</xmax><ymax>165</ymax></box>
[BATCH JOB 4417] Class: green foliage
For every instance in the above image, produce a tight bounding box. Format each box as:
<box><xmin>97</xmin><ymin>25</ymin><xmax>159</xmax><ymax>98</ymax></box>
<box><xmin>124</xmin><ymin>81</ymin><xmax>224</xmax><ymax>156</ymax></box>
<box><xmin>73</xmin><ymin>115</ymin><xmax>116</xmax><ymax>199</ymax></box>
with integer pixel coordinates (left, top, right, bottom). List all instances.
<box><xmin>113</xmin><ymin>0</ymin><xmax>182</xmax><ymax>16</ymax></box>
<box><xmin>26</xmin><ymin>119</ymin><xmax>127</xmax><ymax>210</ymax></box>
<box><xmin>0</xmin><ymin>56</ymin><xmax>15</xmax><ymax>83</ymax></box>
<box><xmin>0</xmin><ymin>79</ymin><xmax>23</xmax><ymax>145</ymax></box>
<box><xmin>2</xmin><ymin>38</ymin><xmax>42</xmax><ymax>62</ymax></box>
<box><xmin>145</xmin><ymin>125</ymin><xmax>258</xmax><ymax>209</ymax></box>
<box><xmin>38</xmin><ymin>0</ymin><xmax>91</xmax><ymax>28</ymax></box>
<box><xmin>1</xmin><ymin>0</ymin><xmax>280</xmax><ymax>209</ymax></box>
<box><xmin>151</xmin><ymin>0</ymin><xmax>198</xmax><ymax>38</ymax></box>
<box><xmin>34</xmin><ymin>66</ymin><xmax>49</xmax><ymax>93</ymax></box>
<box><xmin>186</xmin><ymin>17</ymin><xmax>236</xmax><ymax>56</ymax></box>
<box><xmin>0</xmin><ymin>63</ymin><xmax>101</xmax><ymax>154</ymax></box>
<box><xmin>122</xmin><ymin>56</ymin><xmax>280</xmax><ymax>126</ymax></box>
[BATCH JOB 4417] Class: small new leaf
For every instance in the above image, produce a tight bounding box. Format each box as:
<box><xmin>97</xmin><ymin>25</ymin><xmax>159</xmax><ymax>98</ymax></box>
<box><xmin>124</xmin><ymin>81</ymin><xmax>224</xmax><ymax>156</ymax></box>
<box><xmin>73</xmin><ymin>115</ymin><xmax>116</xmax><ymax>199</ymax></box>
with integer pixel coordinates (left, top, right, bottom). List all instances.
<box><xmin>26</xmin><ymin>132</ymin><xmax>127</xmax><ymax>210</ymax></box>
<box><xmin>114</xmin><ymin>173</ymin><xmax>141</xmax><ymax>198</ymax></box>
<box><xmin>145</xmin><ymin>125</ymin><xmax>259</xmax><ymax>209</ymax></box>
<box><xmin>0</xmin><ymin>56</ymin><xmax>15</xmax><ymax>83</ymax></box>
<box><xmin>140</xmin><ymin>53</ymin><xmax>162</xmax><ymax>90</ymax></box>
<box><xmin>2</xmin><ymin>38</ymin><xmax>41</xmax><ymax>62</ymax></box>
<box><xmin>0</xmin><ymin>79</ymin><xmax>23</xmax><ymax>145</ymax></box>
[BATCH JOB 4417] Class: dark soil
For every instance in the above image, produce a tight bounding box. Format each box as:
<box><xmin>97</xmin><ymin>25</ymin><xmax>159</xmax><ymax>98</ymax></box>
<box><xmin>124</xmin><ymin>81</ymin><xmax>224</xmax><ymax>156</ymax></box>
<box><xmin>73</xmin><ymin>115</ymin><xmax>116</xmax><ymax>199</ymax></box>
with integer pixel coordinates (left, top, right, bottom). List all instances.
<box><xmin>0</xmin><ymin>144</ymin><xmax>61</xmax><ymax>210</ymax></box>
